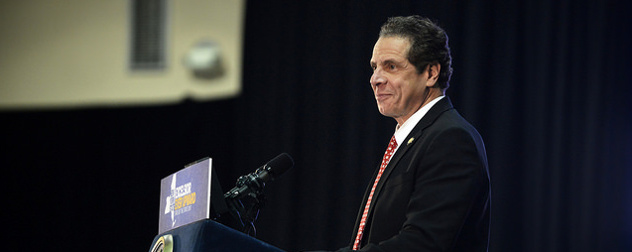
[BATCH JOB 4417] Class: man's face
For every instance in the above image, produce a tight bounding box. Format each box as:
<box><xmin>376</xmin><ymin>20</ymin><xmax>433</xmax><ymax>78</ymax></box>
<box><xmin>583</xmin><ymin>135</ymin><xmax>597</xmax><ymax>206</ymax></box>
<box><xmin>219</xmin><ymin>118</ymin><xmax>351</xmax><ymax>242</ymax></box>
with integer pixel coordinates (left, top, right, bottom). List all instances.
<box><xmin>370</xmin><ymin>36</ymin><xmax>431</xmax><ymax>124</ymax></box>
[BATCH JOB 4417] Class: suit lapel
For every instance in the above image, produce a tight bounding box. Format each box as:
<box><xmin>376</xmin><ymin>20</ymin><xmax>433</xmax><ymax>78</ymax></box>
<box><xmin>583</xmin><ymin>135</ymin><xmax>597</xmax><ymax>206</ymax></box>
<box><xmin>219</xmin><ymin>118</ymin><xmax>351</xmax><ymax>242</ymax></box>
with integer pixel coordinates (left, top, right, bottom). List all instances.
<box><xmin>367</xmin><ymin>97</ymin><xmax>455</xmax><ymax>215</ymax></box>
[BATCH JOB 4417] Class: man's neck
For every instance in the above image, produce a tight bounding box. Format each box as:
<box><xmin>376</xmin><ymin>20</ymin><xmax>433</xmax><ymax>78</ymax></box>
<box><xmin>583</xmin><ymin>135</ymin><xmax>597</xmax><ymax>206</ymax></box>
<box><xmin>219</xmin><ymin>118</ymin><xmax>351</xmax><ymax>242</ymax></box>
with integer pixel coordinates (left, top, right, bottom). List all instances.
<box><xmin>394</xmin><ymin>90</ymin><xmax>444</xmax><ymax>126</ymax></box>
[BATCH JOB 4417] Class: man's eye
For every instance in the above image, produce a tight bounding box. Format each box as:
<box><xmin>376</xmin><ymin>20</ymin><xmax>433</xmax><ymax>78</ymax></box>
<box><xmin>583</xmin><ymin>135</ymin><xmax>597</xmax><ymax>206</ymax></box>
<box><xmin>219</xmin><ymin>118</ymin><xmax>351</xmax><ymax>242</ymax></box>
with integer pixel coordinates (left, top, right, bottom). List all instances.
<box><xmin>389</xmin><ymin>64</ymin><xmax>396</xmax><ymax>70</ymax></box>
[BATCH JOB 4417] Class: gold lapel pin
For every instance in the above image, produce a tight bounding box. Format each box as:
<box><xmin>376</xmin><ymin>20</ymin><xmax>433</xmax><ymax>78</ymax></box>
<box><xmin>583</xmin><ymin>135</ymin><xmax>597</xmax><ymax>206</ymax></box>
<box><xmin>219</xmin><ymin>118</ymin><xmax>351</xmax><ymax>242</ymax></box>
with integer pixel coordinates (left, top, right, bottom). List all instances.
<box><xmin>407</xmin><ymin>137</ymin><xmax>415</xmax><ymax>145</ymax></box>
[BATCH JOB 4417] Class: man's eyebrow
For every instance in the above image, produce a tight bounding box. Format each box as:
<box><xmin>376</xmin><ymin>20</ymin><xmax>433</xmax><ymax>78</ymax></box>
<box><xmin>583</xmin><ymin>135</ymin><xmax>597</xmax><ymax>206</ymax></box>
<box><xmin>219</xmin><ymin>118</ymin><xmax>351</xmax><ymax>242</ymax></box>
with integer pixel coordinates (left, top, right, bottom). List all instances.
<box><xmin>383</xmin><ymin>59</ymin><xmax>397</xmax><ymax>65</ymax></box>
<box><xmin>370</xmin><ymin>58</ymin><xmax>398</xmax><ymax>67</ymax></box>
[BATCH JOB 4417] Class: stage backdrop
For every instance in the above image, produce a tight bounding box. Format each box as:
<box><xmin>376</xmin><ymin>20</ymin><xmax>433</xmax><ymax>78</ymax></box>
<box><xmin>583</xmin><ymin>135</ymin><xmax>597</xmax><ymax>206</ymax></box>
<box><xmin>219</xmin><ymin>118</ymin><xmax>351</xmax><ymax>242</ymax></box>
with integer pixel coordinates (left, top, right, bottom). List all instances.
<box><xmin>2</xmin><ymin>1</ymin><xmax>630</xmax><ymax>251</ymax></box>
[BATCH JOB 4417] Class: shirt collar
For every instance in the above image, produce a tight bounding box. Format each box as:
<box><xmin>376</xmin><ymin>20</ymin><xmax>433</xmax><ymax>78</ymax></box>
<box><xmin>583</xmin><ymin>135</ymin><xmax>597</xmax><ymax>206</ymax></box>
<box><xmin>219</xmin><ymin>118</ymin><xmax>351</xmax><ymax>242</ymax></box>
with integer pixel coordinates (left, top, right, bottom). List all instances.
<box><xmin>393</xmin><ymin>96</ymin><xmax>445</xmax><ymax>149</ymax></box>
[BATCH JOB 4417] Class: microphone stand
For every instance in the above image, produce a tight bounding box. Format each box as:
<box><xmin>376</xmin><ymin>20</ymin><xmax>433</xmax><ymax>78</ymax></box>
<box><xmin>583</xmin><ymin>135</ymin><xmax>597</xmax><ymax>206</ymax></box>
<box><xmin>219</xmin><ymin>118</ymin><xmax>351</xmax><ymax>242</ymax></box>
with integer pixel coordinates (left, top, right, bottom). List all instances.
<box><xmin>224</xmin><ymin>169</ymin><xmax>269</xmax><ymax>236</ymax></box>
<box><xmin>228</xmin><ymin>191</ymin><xmax>265</xmax><ymax>236</ymax></box>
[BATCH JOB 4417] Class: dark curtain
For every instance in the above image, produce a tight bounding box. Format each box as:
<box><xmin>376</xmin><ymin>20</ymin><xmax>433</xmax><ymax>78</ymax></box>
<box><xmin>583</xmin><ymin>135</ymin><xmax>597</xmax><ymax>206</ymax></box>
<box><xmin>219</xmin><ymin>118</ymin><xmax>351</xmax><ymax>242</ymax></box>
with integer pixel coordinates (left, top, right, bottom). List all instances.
<box><xmin>2</xmin><ymin>1</ymin><xmax>630</xmax><ymax>251</ymax></box>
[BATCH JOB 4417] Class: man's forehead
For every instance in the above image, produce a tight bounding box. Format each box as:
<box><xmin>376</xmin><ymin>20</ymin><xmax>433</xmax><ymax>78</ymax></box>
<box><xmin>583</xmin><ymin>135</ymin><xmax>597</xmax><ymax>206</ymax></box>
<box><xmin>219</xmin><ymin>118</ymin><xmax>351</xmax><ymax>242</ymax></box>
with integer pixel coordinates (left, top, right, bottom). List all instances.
<box><xmin>371</xmin><ymin>37</ymin><xmax>411</xmax><ymax>64</ymax></box>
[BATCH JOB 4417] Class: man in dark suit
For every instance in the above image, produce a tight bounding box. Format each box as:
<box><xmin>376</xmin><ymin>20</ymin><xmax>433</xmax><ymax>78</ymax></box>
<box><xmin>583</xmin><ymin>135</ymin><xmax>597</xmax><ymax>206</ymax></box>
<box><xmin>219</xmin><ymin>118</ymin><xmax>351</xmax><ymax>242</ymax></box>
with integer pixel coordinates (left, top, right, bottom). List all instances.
<box><xmin>331</xmin><ymin>16</ymin><xmax>490</xmax><ymax>251</ymax></box>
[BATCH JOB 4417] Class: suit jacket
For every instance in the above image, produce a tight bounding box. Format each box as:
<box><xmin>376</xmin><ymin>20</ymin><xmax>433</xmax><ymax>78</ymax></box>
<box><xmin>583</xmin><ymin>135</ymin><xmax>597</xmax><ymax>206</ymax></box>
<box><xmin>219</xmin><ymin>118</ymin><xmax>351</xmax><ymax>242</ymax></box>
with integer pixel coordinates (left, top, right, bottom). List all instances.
<box><xmin>340</xmin><ymin>97</ymin><xmax>490</xmax><ymax>252</ymax></box>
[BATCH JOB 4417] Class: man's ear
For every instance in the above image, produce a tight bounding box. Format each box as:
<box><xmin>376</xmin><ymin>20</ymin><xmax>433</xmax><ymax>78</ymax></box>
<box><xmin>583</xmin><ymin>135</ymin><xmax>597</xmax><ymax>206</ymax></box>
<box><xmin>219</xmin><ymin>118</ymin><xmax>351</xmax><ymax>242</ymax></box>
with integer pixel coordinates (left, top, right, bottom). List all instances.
<box><xmin>425</xmin><ymin>63</ymin><xmax>441</xmax><ymax>87</ymax></box>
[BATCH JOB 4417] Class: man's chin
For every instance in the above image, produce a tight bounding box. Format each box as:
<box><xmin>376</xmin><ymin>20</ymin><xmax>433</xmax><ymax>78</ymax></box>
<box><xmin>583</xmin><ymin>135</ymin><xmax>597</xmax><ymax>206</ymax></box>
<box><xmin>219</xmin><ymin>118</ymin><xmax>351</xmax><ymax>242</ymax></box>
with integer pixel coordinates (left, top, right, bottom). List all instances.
<box><xmin>378</xmin><ymin>108</ymin><xmax>395</xmax><ymax>117</ymax></box>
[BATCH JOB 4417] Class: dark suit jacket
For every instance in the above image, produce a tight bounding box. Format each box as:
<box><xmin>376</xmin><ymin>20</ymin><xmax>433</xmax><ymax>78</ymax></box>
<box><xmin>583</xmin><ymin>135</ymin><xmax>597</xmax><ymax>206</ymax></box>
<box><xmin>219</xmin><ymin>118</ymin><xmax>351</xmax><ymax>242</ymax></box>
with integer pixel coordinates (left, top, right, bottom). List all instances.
<box><xmin>339</xmin><ymin>97</ymin><xmax>490</xmax><ymax>252</ymax></box>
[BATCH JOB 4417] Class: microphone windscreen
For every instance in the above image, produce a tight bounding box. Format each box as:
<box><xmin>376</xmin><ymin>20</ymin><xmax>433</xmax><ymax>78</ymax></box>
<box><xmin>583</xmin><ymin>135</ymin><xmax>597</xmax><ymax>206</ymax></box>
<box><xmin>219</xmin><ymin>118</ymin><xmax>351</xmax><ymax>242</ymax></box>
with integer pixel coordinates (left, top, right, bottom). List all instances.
<box><xmin>266</xmin><ymin>153</ymin><xmax>294</xmax><ymax>177</ymax></box>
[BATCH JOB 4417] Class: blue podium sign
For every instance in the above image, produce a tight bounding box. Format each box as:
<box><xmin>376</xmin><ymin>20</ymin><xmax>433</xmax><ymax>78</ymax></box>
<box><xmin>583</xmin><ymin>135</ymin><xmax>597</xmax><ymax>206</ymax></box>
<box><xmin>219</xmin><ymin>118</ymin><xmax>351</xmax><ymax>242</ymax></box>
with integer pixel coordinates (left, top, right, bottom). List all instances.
<box><xmin>158</xmin><ymin>158</ymin><xmax>213</xmax><ymax>234</ymax></box>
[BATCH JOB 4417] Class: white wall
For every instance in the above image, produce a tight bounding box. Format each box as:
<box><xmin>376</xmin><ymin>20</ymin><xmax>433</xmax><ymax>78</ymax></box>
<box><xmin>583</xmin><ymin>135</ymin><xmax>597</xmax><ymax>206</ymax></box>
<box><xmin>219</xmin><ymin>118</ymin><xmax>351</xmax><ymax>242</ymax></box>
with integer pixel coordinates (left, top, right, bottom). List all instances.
<box><xmin>0</xmin><ymin>0</ymin><xmax>245</xmax><ymax>110</ymax></box>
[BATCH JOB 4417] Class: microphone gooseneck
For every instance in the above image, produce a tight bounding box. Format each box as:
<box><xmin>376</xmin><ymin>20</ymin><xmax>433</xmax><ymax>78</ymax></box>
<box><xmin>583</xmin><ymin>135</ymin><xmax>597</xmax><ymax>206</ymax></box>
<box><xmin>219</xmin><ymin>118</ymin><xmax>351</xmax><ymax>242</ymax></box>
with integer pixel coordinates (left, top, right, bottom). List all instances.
<box><xmin>222</xmin><ymin>153</ymin><xmax>294</xmax><ymax>236</ymax></box>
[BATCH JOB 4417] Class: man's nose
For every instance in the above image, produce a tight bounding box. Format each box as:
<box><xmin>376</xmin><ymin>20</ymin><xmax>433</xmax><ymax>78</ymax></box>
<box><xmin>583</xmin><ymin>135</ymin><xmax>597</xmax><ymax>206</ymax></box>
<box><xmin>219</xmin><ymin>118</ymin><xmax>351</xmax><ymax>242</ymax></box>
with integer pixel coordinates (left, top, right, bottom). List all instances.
<box><xmin>370</xmin><ymin>69</ymin><xmax>386</xmax><ymax>88</ymax></box>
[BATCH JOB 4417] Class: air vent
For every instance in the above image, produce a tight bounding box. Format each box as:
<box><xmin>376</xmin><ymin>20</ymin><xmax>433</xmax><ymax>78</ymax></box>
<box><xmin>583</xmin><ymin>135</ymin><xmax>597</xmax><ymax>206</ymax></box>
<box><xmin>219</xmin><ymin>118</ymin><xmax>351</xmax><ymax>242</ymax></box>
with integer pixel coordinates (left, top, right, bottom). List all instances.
<box><xmin>129</xmin><ymin>0</ymin><xmax>167</xmax><ymax>70</ymax></box>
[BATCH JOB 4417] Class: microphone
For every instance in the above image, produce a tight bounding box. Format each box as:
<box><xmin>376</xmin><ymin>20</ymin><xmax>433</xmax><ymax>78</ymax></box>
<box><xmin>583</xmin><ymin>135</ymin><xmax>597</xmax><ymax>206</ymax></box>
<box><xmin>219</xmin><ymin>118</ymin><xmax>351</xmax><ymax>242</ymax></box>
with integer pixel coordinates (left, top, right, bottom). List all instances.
<box><xmin>221</xmin><ymin>153</ymin><xmax>294</xmax><ymax>235</ymax></box>
<box><xmin>224</xmin><ymin>153</ymin><xmax>294</xmax><ymax>201</ymax></box>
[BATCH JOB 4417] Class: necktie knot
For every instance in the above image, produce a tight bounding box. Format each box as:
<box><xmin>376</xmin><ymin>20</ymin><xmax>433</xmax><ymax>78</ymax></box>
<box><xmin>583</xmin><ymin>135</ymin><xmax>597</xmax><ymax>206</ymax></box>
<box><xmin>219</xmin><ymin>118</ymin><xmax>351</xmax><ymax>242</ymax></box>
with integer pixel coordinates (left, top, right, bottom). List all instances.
<box><xmin>384</xmin><ymin>135</ymin><xmax>397</xmax><ymax>160</ymax></box>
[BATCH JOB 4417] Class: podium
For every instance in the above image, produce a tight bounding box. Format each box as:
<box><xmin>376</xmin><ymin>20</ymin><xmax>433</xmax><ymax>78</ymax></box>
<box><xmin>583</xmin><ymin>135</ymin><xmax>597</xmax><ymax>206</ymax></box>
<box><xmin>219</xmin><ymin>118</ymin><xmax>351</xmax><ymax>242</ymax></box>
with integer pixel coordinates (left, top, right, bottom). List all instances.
<box><xmin>148</xmin><ymin>219</ymin><xmax>285</xmax><ymax>252</ymax></box>
<box><xmin>150</xmin><ymin>156</ymin><xmax>291</xmax><ymax>252</ymax></box>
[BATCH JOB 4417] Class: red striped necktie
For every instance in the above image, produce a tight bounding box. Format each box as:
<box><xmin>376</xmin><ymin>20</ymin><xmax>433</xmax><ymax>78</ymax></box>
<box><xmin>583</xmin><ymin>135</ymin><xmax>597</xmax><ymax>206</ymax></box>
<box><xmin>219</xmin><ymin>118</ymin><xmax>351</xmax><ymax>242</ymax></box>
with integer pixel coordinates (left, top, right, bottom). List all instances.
<box><xmin>352</xmin><ymin>135</ymin><xmax>398</xmax><ymax>250</ymax></box>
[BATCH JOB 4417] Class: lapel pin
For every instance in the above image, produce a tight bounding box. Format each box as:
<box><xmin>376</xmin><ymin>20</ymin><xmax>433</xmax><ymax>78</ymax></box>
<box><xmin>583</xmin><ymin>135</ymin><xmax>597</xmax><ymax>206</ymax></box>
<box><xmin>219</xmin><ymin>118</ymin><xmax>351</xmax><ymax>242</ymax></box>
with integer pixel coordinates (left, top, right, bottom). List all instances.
<box><xmin>407</xmin><ymin>137</ymin><xmax>415</xmax><ymax>145</ymax></box>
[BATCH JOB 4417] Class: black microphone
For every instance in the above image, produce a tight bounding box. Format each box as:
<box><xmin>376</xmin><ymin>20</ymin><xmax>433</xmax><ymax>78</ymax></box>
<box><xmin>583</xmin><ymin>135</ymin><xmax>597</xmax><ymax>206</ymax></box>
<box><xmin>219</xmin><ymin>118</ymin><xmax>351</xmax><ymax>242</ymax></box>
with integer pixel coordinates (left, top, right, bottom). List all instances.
<box><xmin>224</xmin><ymin>153</ymin><xmax>294</xmax><ymax>200</ymax></box>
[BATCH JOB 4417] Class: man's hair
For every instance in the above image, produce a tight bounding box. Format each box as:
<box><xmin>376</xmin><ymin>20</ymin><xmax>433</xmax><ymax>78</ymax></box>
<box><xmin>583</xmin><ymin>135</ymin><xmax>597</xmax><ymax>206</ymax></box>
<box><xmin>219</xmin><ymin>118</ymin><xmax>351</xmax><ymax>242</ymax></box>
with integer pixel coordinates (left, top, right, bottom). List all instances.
<box><xmin>379</xmin><ymin>16</ymin><xmax>453</xmax><ymax>89</ymax></box>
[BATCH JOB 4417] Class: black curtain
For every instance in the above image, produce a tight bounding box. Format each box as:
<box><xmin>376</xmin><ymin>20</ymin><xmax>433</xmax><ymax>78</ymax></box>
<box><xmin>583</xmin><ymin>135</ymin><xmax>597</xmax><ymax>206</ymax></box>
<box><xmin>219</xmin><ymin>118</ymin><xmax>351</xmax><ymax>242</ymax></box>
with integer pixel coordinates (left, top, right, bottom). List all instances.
<box><xmin>2</xmin><ymin>1</ymin><xmax>630</xmax><ymax>251</ymax></box>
